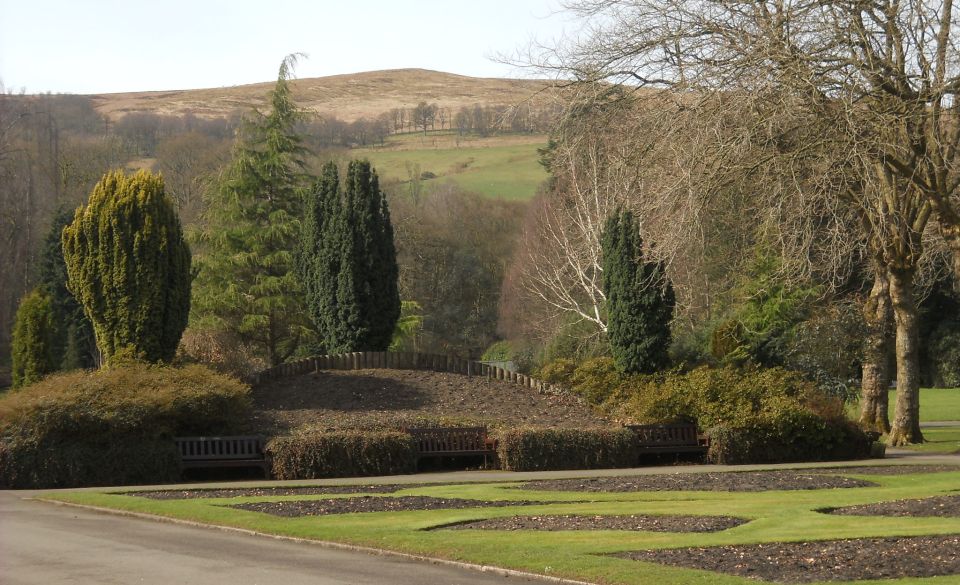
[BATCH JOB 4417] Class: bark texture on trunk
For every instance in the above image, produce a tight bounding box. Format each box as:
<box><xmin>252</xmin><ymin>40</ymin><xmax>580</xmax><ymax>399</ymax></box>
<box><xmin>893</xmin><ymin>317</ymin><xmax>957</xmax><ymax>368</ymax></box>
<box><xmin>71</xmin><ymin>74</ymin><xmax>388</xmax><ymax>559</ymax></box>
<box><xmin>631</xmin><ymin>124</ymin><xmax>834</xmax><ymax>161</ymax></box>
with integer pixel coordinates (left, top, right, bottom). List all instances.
<box><xmin>887</xmin><ymin>268</ymin><xmax>924</xmax><ymax>446</ymax></box>
<box><xmin>859</xmin><ymin>269</ymin><xmax>893</xmax><ymax>434</ymax></box>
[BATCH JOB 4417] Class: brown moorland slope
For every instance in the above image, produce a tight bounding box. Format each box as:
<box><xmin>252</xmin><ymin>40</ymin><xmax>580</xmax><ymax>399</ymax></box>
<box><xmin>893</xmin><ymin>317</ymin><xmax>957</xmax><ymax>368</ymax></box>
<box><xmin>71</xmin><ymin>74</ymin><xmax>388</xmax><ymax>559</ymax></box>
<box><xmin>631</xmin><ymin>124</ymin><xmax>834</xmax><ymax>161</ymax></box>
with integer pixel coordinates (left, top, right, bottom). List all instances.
<box><xmin>251</xmin><ymin>368</ymin><xmax>607</xmax><ymax>435</ymax></box>
<box><xmin>89</xmin><ymin>68</ymin><xmax>559</xmax><ymax>122</ymax></box>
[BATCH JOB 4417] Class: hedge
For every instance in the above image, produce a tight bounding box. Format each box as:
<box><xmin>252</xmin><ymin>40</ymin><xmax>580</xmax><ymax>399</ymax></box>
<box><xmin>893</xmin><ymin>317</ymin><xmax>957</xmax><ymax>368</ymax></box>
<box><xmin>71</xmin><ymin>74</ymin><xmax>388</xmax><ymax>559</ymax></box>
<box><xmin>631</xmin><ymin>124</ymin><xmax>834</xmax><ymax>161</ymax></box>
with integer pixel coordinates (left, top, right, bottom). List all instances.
<box><xmin>267</xmin><ymin>431</ymin><xmax>417</xmax><ymax>479</ymax></box>
<box><xmin>497</xmin><ymin>427</ymin><xmax>637</xmax><ymax>471</ymax></box>
<box><xmin>0</xmin><ymin>363</ymin><xmax>251</xmax><ymax>488</ymax></box>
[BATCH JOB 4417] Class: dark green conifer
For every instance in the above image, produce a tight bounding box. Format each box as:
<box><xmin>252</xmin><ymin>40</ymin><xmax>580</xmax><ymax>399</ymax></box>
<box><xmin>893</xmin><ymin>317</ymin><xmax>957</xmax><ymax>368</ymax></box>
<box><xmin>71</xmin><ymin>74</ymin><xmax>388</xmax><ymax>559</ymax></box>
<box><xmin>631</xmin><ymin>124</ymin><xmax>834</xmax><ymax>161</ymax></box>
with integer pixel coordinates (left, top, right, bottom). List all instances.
<box><xmin>11</xmin><ymin>289</ymin><xmax>59</xmax><ymax>387</ymax></box>
<box><xmin>601</xmin><ymin>209</ymin><xmax>674</xmax><ymax>374</ymax></box>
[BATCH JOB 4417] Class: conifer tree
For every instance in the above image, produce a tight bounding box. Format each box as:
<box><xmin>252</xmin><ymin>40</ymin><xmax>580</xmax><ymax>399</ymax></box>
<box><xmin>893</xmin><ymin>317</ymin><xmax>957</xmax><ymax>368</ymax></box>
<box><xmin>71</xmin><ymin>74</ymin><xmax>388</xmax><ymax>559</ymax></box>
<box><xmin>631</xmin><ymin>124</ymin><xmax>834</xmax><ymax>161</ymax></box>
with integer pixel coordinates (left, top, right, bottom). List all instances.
<box><xmin>11</xmin><ymin>289</ymin><xmax>59</xmax><ymax>387</ymax></box>
<box><xmin>37</xmin><ymin>208</ymin><xmax>97</xmax><ymax>369</ymax></box>
<box><xmin>300</xmin><ymin>160</ymin><xmax>400</xmax><ymax>352</ymax></box>
<box><xmin>192</xmin><ymin>55</ymin><xmax>311</xmax><ymax>366</ymax></box>
<box><xmin>601</xmin><ymin>209</ymin><xmax>674</xmax><ymax>374</ymax></box>
<box><xmin>61</xmin><ymin>170</ymin><xmax>191</xmax><ymax>364</ymax></box>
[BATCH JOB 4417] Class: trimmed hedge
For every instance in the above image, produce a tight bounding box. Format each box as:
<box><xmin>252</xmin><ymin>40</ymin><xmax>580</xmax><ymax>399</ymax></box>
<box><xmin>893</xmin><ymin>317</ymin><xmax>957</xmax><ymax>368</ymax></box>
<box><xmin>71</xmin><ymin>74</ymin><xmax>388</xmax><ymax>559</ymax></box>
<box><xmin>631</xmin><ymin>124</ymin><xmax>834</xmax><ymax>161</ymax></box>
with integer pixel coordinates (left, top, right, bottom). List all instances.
<box><xmin>0</xmin><ymin>363</ymin><xmax>251</xmax><ymax>488</ymax></box>
<box><xmin>267</xmin><ymin>431</ymin><xmax>417</xmax><ymax>479</ymax></box>
<box><xmin>497</xmin><ymin>427</ymin><xmax>637</xmax><ymax>471</ymax></box>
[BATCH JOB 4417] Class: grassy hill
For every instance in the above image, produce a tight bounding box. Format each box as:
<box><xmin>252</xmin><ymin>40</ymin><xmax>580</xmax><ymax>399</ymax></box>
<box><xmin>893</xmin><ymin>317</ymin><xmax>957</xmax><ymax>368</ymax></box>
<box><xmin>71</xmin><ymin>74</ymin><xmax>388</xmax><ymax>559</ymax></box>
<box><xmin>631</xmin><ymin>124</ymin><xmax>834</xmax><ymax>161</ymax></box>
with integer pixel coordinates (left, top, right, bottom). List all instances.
<box><xmin>89</xmin><ymin>68</ymin><xmax>558</xmax><ymax>122</ymax></box>
<box><xmin>358</xmin><ymin>132</ymin><xmax>548</xmax><ymax>200</ymax></box>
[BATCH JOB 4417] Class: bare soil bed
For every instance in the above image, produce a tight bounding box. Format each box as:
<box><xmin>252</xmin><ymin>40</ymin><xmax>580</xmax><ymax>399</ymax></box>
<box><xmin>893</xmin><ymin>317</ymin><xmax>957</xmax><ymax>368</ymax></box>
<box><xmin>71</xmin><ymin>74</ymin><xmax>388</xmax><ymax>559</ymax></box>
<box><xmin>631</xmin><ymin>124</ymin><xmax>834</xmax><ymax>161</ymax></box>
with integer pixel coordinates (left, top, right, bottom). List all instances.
<box><xmin>230</xmin><ymin>496</ymin><xmax>565</xmax><ymax>517</ymax></box>
<box><xmin>126</xmin><ymin>484</ymin><xmax>435</xmax><ymax>500</ymax></box>
<box><xmin>619</xmin><ymin>535</ymin><xmax>960</xmax><ymax>583</ymax></box>
<box><xmin>824</xmin><ymin>494</ymin><xmax>960</xmax><ymax>517</ymax></box>
<box><xmin>522</xmin><ymin>471</ymin><xmax>876</xmax><ymax>493</ymax></box>
<box><xmin>252</xmin><ymin>368</ymin><xmax>606</xmax><ymax>434</ymax></box>
<box><xmin>436</xmin><ymin>514</ymin><xmax>746</xmax><ymax>533</ymax></box>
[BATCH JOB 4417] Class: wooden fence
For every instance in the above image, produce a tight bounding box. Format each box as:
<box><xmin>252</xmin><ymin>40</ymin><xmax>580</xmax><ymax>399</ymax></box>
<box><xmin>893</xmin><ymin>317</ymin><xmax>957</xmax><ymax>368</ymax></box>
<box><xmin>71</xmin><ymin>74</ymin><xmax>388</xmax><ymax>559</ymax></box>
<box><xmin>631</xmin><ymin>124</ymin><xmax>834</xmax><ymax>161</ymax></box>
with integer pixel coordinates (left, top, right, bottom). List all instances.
<box><xmin>250</xmin><ymin>351</ymin><xmax>568</xmax><ymax>396</ymax></box>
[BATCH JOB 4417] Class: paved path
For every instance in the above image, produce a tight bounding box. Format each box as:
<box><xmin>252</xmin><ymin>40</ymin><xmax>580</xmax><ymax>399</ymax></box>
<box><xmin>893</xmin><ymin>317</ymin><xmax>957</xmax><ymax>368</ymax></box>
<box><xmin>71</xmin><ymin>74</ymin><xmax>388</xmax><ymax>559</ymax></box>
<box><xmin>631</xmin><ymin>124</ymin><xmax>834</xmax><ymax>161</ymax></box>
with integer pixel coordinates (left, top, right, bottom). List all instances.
<box><xmin>0</xmin><ymin>491</ymin><xmax>542</xmax><ymax>585</ymax></box>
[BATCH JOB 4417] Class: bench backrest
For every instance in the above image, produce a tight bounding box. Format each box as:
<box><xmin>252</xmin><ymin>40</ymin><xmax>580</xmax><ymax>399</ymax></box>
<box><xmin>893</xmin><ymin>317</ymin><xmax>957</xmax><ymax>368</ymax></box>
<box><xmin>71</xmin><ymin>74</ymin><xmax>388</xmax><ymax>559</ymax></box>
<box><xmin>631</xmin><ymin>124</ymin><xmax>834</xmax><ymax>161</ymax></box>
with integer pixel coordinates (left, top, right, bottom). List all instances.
<box><xmin>627</xmin><ymin>424</ymin><xmax>703</xmax><ymax>447</ymax></box>
<box><xmin>174</xmin><ymin>436</ymin><xmax>265</xmax><ymax>460</ymax></box>
<box><xmin>406</xmin><ymin>426</ymin><xmax>489</xmax><ymax>453</ymax></box>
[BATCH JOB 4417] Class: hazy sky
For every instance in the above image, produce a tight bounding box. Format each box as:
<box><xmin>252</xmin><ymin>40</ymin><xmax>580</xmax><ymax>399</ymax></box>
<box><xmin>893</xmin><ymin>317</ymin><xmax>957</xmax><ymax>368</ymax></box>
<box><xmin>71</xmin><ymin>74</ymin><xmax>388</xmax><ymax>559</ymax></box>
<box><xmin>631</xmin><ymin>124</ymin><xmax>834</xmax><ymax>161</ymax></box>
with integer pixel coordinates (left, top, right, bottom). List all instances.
<box><xmin>0</xmin><ymin>0</ymin><xmax>574</xmax><ymax>95</ymax></box>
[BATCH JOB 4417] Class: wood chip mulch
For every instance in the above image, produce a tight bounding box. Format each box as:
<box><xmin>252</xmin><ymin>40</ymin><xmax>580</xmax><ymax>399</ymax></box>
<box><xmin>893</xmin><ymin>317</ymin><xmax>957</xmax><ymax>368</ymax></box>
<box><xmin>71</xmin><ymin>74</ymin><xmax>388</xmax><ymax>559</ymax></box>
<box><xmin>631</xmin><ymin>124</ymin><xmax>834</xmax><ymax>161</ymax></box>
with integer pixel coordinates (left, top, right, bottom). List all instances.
<box><xmin>824</xmin><ymin>494</ymin><xmax>960</xmax><ymax>517</ymax></box>
<box><xmin>617</xmin><ymin>535</ymin><xmax>960</xmax><ymax>583</ymax></box>
<box><xmin>229</xmin><ymin>496</ymin><xmax>563</xmax><ymax>517</ymax></box>
<box><xmin>522</xmin><ymin>471</ymin><xmax>876</xmax><ymax>493</ymax></box>
<box><xmin>125</xmin><ymin>484</ymin><xmax>433</xmax><ymax>500</ymax></box>
<box><xmin>434</xmin><ymin>514</ymin><xmax>747</xmax><ymax>533</ymax></box>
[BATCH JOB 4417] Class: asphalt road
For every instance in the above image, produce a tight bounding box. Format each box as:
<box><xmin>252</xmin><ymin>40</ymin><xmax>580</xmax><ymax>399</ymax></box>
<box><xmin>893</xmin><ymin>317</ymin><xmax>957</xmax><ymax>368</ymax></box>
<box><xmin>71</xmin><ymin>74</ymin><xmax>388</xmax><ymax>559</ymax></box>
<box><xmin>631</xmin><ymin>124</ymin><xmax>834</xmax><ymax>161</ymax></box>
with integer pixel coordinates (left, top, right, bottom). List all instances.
<box><xmin>0</xmin><ymin>491</ymin><xmax>540</xmax><ymax>585</ymax></box>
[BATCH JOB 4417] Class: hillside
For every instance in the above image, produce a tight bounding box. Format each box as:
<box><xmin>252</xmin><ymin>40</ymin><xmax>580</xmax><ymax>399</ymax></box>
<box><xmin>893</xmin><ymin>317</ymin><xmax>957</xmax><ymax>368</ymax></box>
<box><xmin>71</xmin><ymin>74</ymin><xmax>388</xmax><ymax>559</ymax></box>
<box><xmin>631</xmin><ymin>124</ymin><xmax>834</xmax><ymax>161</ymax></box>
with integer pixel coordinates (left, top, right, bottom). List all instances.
<box><xmin>89</xmin><ymin>69</ymin><xmax>559</xmax><ymax>122</ymax></box>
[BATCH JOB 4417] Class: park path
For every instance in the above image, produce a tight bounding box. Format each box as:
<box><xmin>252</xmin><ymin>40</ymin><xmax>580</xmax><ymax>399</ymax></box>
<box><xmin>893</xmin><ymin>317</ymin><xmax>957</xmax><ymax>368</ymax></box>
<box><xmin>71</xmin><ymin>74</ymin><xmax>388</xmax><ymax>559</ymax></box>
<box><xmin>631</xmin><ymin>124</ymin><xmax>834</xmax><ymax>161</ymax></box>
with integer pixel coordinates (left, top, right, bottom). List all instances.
<box><xmin>0</xmin><ymin>490</ymin><xmax>543</xmax><ymax>585</ymax></box>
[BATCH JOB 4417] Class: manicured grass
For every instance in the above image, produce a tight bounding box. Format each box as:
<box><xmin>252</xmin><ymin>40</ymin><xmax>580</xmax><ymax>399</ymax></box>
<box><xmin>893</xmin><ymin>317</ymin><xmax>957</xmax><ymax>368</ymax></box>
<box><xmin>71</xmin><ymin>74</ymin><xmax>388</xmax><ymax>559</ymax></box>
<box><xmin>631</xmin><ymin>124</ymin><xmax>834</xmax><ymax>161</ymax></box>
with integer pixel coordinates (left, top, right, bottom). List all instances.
<box><xmin>43</xmin><ymin>468</ymin><xmax>960</xmax><ymax>585</ymax></box>
<box><xmin>848</xmin><ymin>388</ymin><xmax>960</xmax><ymax>422</ymax></box>
<box><xmin>355</xmin><ymin>139</ymin><xmax>547</xmax><ymax>201</ymax></box>
<box><xmin>897</xmin><ymin>427</ymin><xmax>960</xmax><ymax>454</ymax></box>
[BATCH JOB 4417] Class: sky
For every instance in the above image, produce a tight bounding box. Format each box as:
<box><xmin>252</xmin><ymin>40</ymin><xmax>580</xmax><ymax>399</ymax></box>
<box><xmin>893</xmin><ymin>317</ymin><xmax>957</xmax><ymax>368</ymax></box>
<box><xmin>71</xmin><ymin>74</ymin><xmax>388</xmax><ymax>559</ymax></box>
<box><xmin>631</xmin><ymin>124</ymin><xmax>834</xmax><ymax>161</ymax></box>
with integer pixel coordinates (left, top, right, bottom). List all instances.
<box><xmin>0</xmin><ymin>0</ymin><xmax>575</xmax><ymax>95</ymax></box>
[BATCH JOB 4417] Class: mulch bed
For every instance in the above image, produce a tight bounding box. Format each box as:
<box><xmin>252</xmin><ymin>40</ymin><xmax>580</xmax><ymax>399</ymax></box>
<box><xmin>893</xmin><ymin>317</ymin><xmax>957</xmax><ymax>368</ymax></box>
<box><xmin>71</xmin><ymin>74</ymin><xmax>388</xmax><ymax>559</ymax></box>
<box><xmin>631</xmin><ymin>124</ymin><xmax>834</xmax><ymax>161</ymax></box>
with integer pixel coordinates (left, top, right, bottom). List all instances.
<box><xmin>618</xmin><ymin>535</ymin><xmax>960</xmax><ymax>583</ymax></box>
<box><xmin>126</xmin><ymin>484</ymin><xmax>434</xmax><ymax>500</ymax></box>
<box><xmin>813</xmin><ymin>464</ymin><xmax>960</xmax><ymax>475</ymax></box>
<box><xmin>435</xmin><ymin>514</ymin><xmax>747</xmax><ymax>533</ymax></box>
<box><xmin>824</xmin><ymin>494</ymin><xmax>960</xmax><ymax>517</ymax></box>
<box><xmin>230</xmin><ymin>496</ymin><xmax>563</xmax><ymax>517</ymax></box>
<box><xmin>522</xmin><ymin>471</ymin><xmax>876</xmax><ymax>493</ymax></box>
<box><xmin>251</xmin><ymin>368</ymin><xmax>607</xmax><ymax>434</ymax></box>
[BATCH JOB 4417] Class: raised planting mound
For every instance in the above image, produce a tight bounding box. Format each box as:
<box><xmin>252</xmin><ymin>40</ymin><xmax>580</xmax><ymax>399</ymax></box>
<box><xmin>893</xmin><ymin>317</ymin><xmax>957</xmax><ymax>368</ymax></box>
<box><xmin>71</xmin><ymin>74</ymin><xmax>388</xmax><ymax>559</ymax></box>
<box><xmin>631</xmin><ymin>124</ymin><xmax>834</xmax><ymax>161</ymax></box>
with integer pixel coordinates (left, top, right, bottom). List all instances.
<box><xmin>251</xmin><ymin>368</ymin><xmax>606</xmax><ymax>433</ymax></box>
<box><xmin>230</xmin><ymin>496</ymin><xmax>569</xmax><ymax>517</ymax></box>
<box><xmin>824</xmin><ymin>494</ymin><xmax>960</xmax><ymax>517</ymax></box>
<box><xmin>618</xmin><ymin>535</ymin><xmax>960</xmax><ymax>583</ymax></box>
<box><xmin>125</xmin><ymin>484</ymin><xmax>436</xmax><ymax>500</ymax></box>
<box><xmin>813</xmin><ymin>464</ymin><xmax>960</xmax><ymax>475</ymax></box>
<box><xmin>434</xmin><ymin>514</ymin><xmax>747</xmax><ymax>533</ymax></box>
<box><xmin>522</xmin><ymin>471</ymin><xmax>876</xmax><ymax>493</ymax></box>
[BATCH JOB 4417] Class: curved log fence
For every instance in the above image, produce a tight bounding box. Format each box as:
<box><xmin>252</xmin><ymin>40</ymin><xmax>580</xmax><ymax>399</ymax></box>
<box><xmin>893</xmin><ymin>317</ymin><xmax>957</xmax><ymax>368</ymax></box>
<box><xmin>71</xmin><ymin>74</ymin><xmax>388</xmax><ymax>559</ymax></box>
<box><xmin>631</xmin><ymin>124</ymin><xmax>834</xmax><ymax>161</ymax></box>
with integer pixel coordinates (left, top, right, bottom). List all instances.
<box><xmin>250</xmin><ymin>351</ymin><xmax>568</xmax><ymax>396</ymax></box>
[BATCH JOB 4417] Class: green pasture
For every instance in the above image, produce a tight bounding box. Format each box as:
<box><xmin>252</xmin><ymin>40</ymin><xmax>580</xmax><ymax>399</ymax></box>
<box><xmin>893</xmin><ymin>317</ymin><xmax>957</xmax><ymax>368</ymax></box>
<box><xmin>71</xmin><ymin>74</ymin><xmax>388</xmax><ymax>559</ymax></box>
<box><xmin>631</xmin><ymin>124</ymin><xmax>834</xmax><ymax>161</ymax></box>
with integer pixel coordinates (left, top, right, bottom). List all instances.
<box><xmin>45</xmin><ymin>467</ymin><xmax>960</xmax><ymax>585</ymax></box>
<box><xmin>848</xmin><ymin>388</ymin><xmax>960</xmax><ymax>422</ymax></box>
<box><xmin>355</xmin><ymin>140</ymin><xmax>547</xmax><ymax>201</ymax></box>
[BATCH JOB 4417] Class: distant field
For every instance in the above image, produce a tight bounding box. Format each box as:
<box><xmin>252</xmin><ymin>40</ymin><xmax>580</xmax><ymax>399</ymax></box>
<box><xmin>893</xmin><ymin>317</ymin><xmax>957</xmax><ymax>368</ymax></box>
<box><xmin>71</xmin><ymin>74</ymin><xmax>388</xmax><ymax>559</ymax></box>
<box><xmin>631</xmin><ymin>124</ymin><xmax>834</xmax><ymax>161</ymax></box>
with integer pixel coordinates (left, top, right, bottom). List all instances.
<box><xmin>848</xmin><ymin>388</ymin><xmax>960</xmax><ymax>422</ymax></box>
<box><xmin>356</xmin><ymin>134</ymin><xmax>548</xmax><ymax>201</ymax></box>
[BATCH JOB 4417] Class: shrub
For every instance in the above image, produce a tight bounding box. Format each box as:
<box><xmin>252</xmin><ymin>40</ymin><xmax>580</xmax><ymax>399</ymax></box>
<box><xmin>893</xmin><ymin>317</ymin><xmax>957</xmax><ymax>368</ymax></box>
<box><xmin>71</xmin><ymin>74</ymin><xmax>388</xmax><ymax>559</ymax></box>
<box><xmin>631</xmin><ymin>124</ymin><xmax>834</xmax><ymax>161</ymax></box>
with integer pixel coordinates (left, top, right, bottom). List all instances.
<box><xmin>0</xmin><ymin>363</ymin><xmax>251</xmax><ymax>488</ymax></box>
<box><xmin>928</xmin><ymin>325</ymin><xmax>960</xmax><ymax>388</ymax></box>
<box><xmin>267</xmin><ymin>430</ymin><xmax>416</xmax><ymax>479</ymax></box>
<box><xmin>607</xmin><ymin>365</ymin><xmax>868</xmax><ymax>464</ymax></box>
<box><xmin>569</xmin><ymin>357</ymin><xmax>621</xmax><ymax>405</ymax></box>
<box><xmin>481</xmin><ymin>340</ymin><xmax>513</xmax><ymax>362</ymax></box>
<box><xmin>11</xmin><ymin>289</ymin><xmax>59</xmax><ymax>388</ymax></box>
<box><xmin>497</xmin><ymin>427</ymin><xmax>636</xmax><ymax>471</ymax></box>
<box><xmin>536</xmin><ymin>358</ymin><xmax>578</xmax><ymax>385</ymax></box>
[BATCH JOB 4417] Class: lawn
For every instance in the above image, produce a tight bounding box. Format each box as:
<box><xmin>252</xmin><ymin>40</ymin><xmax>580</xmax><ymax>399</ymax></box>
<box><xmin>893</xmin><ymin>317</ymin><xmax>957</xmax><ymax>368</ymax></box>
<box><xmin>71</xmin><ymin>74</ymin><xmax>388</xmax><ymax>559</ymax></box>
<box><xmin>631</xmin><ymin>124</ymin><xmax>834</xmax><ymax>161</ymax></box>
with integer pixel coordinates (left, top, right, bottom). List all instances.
<box><xmin>44</xmin><ymin>466</ymin><xmax>960</xmax><ymax>585</ymax></box>
<box><xmin>848</xmin><ymin>388</ymin><xmax>960</xmax><ymax>422</ymax></box>
<box><xmin>355</xmin><ymin>135</ymin><xmax>547</xmax><ymax>201</ymax></box>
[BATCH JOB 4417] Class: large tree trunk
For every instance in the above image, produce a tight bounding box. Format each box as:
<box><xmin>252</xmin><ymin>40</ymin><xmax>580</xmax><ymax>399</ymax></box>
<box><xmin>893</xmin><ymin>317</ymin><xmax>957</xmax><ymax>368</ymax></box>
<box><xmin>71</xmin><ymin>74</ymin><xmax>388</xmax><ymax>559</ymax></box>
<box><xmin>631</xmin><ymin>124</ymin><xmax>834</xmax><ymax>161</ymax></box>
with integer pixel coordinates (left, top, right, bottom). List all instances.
<box><xmin>887</xmin><ymin>267</ymin><xmax>924</xmax><ymax>446</ymax></box>
<box><xmin>859</xmin><ymin>268</ymin><xmax>893</xmax><ymax>433</ymax></box>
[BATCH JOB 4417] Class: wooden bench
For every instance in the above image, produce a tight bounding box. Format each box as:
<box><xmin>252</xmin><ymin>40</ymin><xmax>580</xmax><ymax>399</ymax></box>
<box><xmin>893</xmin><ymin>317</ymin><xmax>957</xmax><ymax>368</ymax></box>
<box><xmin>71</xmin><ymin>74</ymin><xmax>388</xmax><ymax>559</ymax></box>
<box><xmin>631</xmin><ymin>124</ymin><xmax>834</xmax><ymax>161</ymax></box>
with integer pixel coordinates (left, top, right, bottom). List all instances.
<box><xmin>406</xmin><ymin>426</ymin><xmax>497</xmax><ymax>466</ymax></box>
<box><xmin>174</xmin><ymin>436</ymin><xmax>270</xmax><ymax>478</ymax></box>
<box><xmin>627</xmin><ymin>424</ymin><xmax>709</xmax><ymax>455</ymax></box>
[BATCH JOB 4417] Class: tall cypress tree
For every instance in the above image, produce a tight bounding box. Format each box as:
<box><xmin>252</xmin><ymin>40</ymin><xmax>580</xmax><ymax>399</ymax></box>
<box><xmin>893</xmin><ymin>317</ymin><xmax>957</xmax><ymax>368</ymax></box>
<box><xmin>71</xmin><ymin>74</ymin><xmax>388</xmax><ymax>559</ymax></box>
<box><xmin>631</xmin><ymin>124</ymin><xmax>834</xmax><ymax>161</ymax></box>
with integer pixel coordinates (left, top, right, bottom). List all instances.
<box><xmin>601</xmin><ymin>209</ymin><xmax>675</xmax><ymax>374</ymax></box>
<box><xmin>37</xmin><ymin>208</ymin><xmax>97</xmax><ymax>369</ymax></box>
<box><xmin>301</xmin><ymin>160</ymin><xmax>400</xmax><ymax>352</ymax></box>
<box><xmin>61</xmin><ymin>170</ymin><xmax>192</xmax><ymax>364</ymax></box>
<box><xmin>192</xmin><ymin>55</ymin><xmax>311</xmax><ymax>367</ymax></box>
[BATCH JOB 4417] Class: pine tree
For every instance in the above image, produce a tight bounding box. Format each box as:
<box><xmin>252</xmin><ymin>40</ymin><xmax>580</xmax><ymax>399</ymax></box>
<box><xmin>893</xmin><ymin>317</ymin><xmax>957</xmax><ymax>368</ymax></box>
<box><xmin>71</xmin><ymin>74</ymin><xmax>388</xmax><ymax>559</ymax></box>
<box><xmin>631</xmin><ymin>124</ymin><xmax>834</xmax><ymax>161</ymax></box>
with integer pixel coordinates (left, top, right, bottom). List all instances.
<box><xmin>192</xmin><ymin>55</ymin><xmax>311</xmax><ymax>366</ymax></box>
<box><xmin>11</xmin><ymin>289</ymin><xmax>59</xmax><ymax>387</ymax></box>
<box><xmin>37</xmin><ymin>207</ymin><xmax>97</xmax><ymax>369</ymax></box>
<box><xmin>61</xmin><ymin>170</ymin><xmax>191</xmax><ymax>364</ymax></box>
<box><xmin>601</xmin><ymin>209</ymin><xmax>675</xmax><ymax>374</ymax></box>
<box><xmin>300</xmin><ymin>160</ymin><xmax>400</xmax><ymax>352</ymax></box>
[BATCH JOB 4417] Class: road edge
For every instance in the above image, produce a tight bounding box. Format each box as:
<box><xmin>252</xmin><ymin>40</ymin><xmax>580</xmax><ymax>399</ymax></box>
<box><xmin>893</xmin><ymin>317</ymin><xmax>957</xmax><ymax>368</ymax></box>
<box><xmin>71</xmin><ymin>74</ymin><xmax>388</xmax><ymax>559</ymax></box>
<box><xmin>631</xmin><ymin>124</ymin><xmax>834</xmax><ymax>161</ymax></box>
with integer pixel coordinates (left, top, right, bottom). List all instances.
<box><xmin>36</xmin><ymin>497</ymin><xmax>596</xmax><ymax>585</ymax></box>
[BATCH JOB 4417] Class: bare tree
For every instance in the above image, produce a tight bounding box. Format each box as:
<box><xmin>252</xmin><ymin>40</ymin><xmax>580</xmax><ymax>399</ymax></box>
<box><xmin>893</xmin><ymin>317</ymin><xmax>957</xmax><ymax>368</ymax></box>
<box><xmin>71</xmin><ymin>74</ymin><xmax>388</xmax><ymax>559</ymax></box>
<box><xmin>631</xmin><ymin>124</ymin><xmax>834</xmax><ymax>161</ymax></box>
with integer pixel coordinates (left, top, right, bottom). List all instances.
<box><xmin>524</xmin><ymin>0</ymin><xmax>958</xmax><ymax>444</ymax></box>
